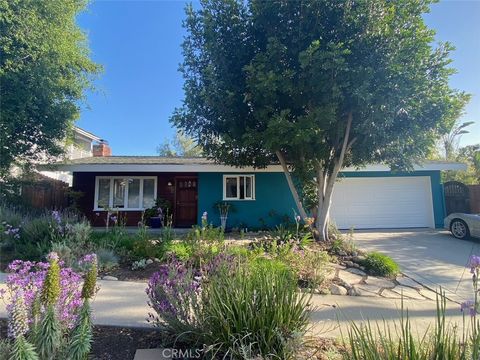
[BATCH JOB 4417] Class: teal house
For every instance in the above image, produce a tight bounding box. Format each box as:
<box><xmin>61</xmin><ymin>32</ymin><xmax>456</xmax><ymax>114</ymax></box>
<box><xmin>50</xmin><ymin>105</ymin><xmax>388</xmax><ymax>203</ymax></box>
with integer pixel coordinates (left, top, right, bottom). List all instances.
<box><xmin>54</xmin><ymin>152</ymin><xmax>464</xmax><ymax>230</ymax></box>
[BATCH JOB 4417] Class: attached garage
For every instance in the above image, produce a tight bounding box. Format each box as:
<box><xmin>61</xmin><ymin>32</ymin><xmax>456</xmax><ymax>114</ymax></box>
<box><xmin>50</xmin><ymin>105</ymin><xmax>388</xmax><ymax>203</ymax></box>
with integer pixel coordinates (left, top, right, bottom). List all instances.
<box><xmin>330</xmin><ymin>176</ymin><xmax>435</xmax><ymax>229</ymax></box>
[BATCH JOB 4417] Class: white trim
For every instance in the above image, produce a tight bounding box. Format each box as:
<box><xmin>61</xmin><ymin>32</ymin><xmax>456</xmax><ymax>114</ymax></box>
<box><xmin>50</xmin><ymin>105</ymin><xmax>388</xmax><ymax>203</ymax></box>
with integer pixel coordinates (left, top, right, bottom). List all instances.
<box><xmin>93</xmin><ymin>176</ymin><xmax>157</xmax><ymax>211</ymax></box>
<box><xmin>223</xmin><ymin>174</ymin><xmax>255</xmax><ymax>201</ymax></box>
<box><xmin>52</xmin><ymin>161</ymin><xmax>467</xmax><ymax>173</ymax></box>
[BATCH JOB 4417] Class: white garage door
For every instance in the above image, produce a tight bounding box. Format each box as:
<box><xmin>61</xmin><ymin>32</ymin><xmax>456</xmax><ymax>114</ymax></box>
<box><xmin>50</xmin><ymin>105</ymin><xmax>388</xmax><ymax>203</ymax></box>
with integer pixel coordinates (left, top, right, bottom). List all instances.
<box><xmin>330</xmin><ymin>176</ymin><xmax>434</xmax><ymax>229</ymax></box>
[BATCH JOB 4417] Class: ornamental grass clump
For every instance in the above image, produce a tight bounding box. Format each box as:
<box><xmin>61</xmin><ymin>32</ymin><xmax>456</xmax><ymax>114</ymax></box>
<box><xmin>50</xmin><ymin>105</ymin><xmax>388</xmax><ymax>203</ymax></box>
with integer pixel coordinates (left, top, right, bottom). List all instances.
<box><xmin>362</xmin><ymin>251</ymin><xmax>400</xmax><ymax>278</ymax></box>
<box><xmin>147</xmin><ymin>254</ymin><xmax>312</xmax><ymax>358</ymax></box>
<box><xmin>343</xmin><ymin>254</ymin><xmax>480</xmax><ymax>360</ymax></box>
<box><xmin>0</xmin><ymin>252</ymin><xmax>98</xmax><ymax>360</ymax></box>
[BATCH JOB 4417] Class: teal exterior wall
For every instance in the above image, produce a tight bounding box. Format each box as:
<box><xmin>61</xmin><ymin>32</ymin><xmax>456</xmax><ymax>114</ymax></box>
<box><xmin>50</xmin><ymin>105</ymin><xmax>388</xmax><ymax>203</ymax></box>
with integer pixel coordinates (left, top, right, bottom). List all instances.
<box><xmin>197</xmin><ymin>170</ymin><xmax>446</xmax><ymax>230</ymax></box>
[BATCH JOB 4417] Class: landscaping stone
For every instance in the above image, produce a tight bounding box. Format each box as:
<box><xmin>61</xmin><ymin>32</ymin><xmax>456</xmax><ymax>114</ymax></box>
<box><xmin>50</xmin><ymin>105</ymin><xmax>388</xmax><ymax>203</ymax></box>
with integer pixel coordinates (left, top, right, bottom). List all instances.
<box><xmin>391</xmin><ymin>286</ymin><xmax>425</xmax><ymax>300</ymax></box>
<box><xmin>154</xmin><ymin>258</ymin><xmax>161</xmax><ymax>263</ymax></box>
<box><xmin>380</xmin><ymin>289</ymin><xmax>404</xmax><ymax>299</ymax></box>
<box><xmin>329</xmin><ymin>284</ymin><xmax>348</xmax><ymax>296</ymax></box>
<box><xmin>396</xmin><ymin>276</ymin><xmax>422</xmax><ymax>290</ymax></box>
<box><xmin>364</xmin><ymin>276</ymin><xmax>395</xmax><ymax>289</ymax></box>
<box><xmin>336</xmin><ymin>269</ymin><xmax>364</xmax><ymax>286</ymax></box>
<box><xmin>146</xmin><ymin>259</ymin><xmax>153</xmax><ymax>265</ymax></box>
<box><xmin>338</xmin><ymin>250</ymin><xmax>347</xmax><ymax>256</ymax></box>
<box><xmin>102</xmin><ymin>276</ymin><xmax>118</xmax><ymax>281</ymax></box>
<box><xmin>346</xmin><ymin>268</ymin><xmax>366</xmax><ymax>276</ymax></box>
<box><xmin>352</xmin><ymin>255</ymin><xmax>366</xmax><ymax>263</ymax></box>
<box><xmin>349</xmin><ymin>285</ymin><xmax>378</xmax><ymax>297</ymax></box>
<box><xmin>344</xmin><ymin>261</ymin><xmax>354</xmax><ymax>267</ymax></box>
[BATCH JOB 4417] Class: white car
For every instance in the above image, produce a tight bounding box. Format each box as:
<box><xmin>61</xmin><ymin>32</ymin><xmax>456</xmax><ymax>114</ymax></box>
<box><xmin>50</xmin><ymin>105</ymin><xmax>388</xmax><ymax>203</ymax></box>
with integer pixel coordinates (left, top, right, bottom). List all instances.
<box><xmin>444</xmin><ymin>213</ymin><xmax>480</xmax><ymax>240</ymax></box>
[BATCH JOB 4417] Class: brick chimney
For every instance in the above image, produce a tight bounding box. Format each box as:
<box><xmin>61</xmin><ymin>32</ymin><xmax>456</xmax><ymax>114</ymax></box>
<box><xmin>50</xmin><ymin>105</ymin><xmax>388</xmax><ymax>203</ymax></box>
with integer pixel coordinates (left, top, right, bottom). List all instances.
<box><xmin>92</xmin><ymin>140</ymin><xmax>111</xmax><ymax>157</ymax></box>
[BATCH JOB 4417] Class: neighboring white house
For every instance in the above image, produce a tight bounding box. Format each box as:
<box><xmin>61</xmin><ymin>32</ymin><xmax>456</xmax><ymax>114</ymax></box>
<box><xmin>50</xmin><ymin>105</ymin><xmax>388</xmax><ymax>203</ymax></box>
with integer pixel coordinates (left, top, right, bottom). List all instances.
<box><xmin>40</xmin><ymin>127</ymin><xmax>105</xmax><ymax>184</ymax></box>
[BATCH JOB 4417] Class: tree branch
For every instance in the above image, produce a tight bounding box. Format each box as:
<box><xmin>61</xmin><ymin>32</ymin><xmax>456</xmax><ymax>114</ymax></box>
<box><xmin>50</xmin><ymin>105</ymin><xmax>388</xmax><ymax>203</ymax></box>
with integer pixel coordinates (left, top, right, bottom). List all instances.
<box><xmin>276</xmin><ymin>150</ymin><xmax>308</xmax><ymax>220</ymax></box>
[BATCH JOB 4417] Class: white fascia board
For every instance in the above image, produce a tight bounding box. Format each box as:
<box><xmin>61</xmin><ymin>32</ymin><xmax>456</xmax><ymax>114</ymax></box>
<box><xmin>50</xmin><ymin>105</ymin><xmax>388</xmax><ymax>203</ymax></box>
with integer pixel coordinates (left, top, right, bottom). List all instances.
<box><xmin>342</xmin><ymin>162</ymin><xmax>467</xmax><ymax>172</ymax></box>
<box><xmin>55</xmin><ymin>164</ymin><xmax>284</xmax><ymax>173</ymax></box>
<box><xmin>54</xmin><ymin>161</ymin><xmax>467</xmax><ymax>173</ymax></box>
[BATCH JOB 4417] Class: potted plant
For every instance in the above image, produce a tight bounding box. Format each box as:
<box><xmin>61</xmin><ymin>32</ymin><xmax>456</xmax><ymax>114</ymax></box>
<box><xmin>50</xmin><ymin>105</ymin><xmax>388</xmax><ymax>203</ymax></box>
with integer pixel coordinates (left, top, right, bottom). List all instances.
<box><xmin>144</xmin><ymin>198</ymin><xmax>171</xmax><ymax>228</ymax></box>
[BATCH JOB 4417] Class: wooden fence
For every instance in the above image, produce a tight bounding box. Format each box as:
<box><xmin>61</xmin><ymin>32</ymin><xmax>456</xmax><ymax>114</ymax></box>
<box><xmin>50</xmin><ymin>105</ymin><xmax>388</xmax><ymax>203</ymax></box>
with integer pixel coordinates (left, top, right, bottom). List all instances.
<box><xmin>21</xmin><ymin>178</ymin><xmax>69</xmax><ymax>210</ymax></box>
<box><xmin>469</xmin><ymin>185</ymin><xmax>480</xmax><ymax>214</ymax></box>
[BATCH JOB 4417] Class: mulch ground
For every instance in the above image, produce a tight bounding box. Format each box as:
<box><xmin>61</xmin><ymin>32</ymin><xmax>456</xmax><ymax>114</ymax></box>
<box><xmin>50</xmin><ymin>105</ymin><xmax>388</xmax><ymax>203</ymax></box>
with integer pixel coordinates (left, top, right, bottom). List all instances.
<box><xmin>0</xmin><ymin>319</ymin><xmax>161</xmax><ymax>360</ymax></box>
<box><xmin>101</xmin><ymin>261</ymin><xmax>163</xmax><ymax>281</ymax></box>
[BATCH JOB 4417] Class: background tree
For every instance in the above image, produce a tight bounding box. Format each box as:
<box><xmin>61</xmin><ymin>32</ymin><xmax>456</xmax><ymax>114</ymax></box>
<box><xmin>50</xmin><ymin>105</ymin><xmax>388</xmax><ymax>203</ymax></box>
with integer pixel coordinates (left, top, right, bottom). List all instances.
<box><xmin>440</xmin><ymin>121</ymin><xmax>475</xmax><ymax>160</ymax></box>
<box><xmin>172</xmin><ymin>0</ymin><xmax>469</xmax><ymax>240</ymax></box>
<box><xmin>0</xmin><ymin>0</ymin><xmax>100</xmax><ymax>179</ymax></box>
<box><xmin>156</xmin><ymin>130</ymin><xmax>203</xmax><ymax>157</ymax></box>
<box><xmin>429</xmin><ymin>120</ymin><xmax>479</xmax><ymax>184</ymax></box>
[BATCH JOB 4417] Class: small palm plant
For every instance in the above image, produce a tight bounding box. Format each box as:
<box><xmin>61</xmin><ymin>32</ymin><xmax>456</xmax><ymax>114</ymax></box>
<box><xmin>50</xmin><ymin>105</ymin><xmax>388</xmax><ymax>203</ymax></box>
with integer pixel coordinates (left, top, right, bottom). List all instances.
<box><xmin>6</xmin><ymin>253</ymin><xmax>98</xmax><ymax>360</ymax></box>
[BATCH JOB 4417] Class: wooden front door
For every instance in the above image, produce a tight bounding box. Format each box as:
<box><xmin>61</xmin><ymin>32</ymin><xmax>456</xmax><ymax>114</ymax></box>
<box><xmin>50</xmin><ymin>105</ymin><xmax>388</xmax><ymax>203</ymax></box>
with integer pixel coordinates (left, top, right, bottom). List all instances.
<box><xmin>175</xmin><ymin>177</ymin><xmax>198</xmax><ymax>227</ymax></box>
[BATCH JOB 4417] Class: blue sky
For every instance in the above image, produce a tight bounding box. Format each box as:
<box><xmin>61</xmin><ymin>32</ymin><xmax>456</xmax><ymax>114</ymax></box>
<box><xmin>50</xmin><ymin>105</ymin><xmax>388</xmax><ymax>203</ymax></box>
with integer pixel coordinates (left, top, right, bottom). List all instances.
<box><xmin>77</xmin><ymin>0</ymin><xmax>480</xmax><ymax>156</ymax></box>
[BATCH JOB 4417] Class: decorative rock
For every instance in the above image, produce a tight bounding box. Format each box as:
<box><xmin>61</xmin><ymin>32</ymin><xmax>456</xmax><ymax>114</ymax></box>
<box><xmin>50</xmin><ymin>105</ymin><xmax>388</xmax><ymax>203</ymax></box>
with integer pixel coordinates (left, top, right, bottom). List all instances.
<box><xmin>352</xmin><ymin>255</ymin><xmax>366</xmax><ymax>263</ymax></box>
<box><xmin>344</xmin><ymin>261</ymin><xmax>354</xmax><ymax>267</ymax></box>
<box><xmin>316</xmin><ymin>288</ymin><xmax>331</xmax><ymax>295</ymax></box>
<box><xmin>349</xmin><ymin>285</ymin><xmax>378</xmax><ymax>297</ymax></box>
<box><xmin>154</xmin><ymin>258</ymin><xmax>161</xmax><ymax>263</ymax></box>
<box><xmin>346</xmin><ymin>268</ymin><xmax>366</xmax><ymax>276</ymax></box>
<box><xmin>352</xmin><ymin>263</ymin><xmax>360</xmax><ymax>269</ymax></box>
<box><xmin>338</xmin><ymin>250</ymin><xmax>347</xmax><ymax>256</ymax></box>
<box><xmin>391</xmin><ymin>286</ymin><xmax>425</xmax><ymax>300</ymax></box>
<box><xmin>336</xmin><ymin>269</ymin><xmax>364</xmax><ymax>286</ymax></box>
<box><xmin>364</xmin><ymin>276</ymin><xmax>395</xmax><ymax>289</ymax></box>
<box><xmin>329</xmin><ymin>284</ymin><xmax>348</xmax><ymax>296</ymax></box>
<box><xmin>102</xmin><ymin>275</ymin><xmax>118</xmax><ymax>281</ymax></box>
<box><xmin>396</xmin><ymin>276</ymin><xmax>422</xmax><ymax>290</ymax></box>
<box><xmin>146</xmin><ymin>259</ymin><xmax>153</xmax><ymax>265</ymax></box>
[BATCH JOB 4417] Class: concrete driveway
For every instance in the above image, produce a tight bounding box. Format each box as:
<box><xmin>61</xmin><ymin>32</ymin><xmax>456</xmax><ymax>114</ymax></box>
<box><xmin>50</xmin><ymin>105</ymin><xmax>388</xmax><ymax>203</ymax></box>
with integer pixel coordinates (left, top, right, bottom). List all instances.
<box><xmin>352</xmin><ymin>230</ymin><xmax>480</xmax><ymax>302</ymax></box>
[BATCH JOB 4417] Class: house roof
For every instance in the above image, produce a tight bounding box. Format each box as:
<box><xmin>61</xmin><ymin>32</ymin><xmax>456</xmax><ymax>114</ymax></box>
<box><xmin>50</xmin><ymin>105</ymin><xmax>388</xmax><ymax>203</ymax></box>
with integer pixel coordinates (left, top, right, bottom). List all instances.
<box><xmin>39</xmin><ymin>156</ymin><xmax>467</xmax><ymax>173</ymax></box>
<box><xmin>74</xmin><ymin>127</ymin><xmax>102</xmax><ymax>142</ymax></box>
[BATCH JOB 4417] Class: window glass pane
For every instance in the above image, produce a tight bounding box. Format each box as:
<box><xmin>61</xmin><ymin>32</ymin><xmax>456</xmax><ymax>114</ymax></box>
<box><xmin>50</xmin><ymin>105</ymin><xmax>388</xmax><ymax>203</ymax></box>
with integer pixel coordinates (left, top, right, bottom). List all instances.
<box><xmin>113</xmin><ymin>179</ymin><xmax>126</xmax><ymax>208</ymax></box>
<box><xmin>97</xmin><ymin>179</ymin><xmax>110</xmax><ymax>208</ymax></box>
<box><xmin>143</xmin><ymin>179</ymin><xmax>155</xmax><ymax>208</ymax></box>
<box><xmin>239</xmin><ymin>177</ymin><xmax>245</xmax><ymax>199</ymax></box>
<box><xmin>127</xmin><ymin>179</ymin><xmax>140</xmax><ymax>208</ymax></box>
<box><xmin>245</xmin><ymin>176</ymin><xmax>252</xmax><ymax>198</ymax></box>
<box><xmin>225</xmin><ymin>177</ymin><xmax>238</xmax><ymax>198</ymax></box>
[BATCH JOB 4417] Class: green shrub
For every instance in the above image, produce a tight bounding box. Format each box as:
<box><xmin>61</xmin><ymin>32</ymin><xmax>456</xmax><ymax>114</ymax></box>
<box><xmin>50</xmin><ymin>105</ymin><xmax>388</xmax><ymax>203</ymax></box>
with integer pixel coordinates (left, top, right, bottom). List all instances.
<box><xmin>201</xmin><ymin>260</ymin><xmax>311</xmax><ymax>359</ymax></box>
<box><xmin>362</xmin><ymin>252</ymin><xmax>399</xmax><ymax>277</ymax></box>
<box><xmin>95</xmin><ymin>248</ymin><xmax>119</xmax><ymax>272</ymax></box>
<box><xmin>147</xmin><ymin>256</ymin><xmax>312</xmax><ymax>359</ymax></box>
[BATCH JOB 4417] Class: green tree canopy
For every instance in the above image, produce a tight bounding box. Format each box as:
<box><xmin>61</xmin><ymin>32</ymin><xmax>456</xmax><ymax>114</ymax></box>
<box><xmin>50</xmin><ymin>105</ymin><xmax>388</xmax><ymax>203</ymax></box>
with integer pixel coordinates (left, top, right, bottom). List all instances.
<box><xmin>0</xmin><ymin>0</ymin><xmax>100</xmax><ymax>178</ymax></box>
<box><xmin>156</xmin><ymin>130</ymin><xmax>203</xmax><ymax>157</ymax></box>
<box><xmin>172</xmin><ymin>0</ymin><xmax>470</xmax><ymax>239</ymax></box>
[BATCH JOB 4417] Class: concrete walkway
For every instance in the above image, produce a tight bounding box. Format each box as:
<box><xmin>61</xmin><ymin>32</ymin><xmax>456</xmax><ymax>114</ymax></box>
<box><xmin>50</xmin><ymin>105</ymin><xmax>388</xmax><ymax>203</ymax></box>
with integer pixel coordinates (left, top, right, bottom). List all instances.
<box><xmin>351</xmin><ymin>230</ymin><xmax>479</xmax><ymax>302</ymax></box>
<box><xmin>0</xmin><ymin>275</ymin><xmax>465</xmax><ymax>339</ymax></box>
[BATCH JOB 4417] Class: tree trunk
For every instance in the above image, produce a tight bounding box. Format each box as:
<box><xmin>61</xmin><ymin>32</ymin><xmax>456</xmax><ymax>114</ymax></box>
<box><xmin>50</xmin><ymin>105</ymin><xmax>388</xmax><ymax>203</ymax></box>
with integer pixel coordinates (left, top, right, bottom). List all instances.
<box><xmin>315</xmin><ymin>112</ymin><xmax>354</xmax><ymax>241</ymax></box>
<box><xmin>276</xmin><ymin>151</ymin><xmax>308</xmax><ymax>220</ymax></box>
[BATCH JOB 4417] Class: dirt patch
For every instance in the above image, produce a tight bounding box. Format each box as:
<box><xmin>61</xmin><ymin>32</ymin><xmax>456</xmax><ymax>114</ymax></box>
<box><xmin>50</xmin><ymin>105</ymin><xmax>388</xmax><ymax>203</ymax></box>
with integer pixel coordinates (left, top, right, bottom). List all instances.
<box><xmin>0</xmin><ymin>319</ymin><xmax>161</xmax><ymax>360</ymax></box>
<box><xmin>101</xmin><ymin>261</ymin><xmax>164</xmax><ymax>281</ymax></box>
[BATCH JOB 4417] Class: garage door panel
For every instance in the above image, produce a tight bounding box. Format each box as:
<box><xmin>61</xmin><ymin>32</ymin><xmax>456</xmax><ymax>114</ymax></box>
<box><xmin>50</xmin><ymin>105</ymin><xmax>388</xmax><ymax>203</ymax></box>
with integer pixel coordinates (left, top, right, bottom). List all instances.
<box><xmin>330</xmin><ymin>176</ymin><xmax>434</xmax><ymax>229</ymax></box>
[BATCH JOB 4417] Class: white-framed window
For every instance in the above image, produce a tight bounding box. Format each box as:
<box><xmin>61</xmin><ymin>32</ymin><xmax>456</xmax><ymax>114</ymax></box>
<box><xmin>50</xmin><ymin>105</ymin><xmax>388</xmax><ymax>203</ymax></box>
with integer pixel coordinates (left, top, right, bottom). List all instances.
<box><xmin>94</xmin><ymin>176</ymin><xmax>157</xmax><ymax>211</ymax></box>
<box><xmin>223</xmin><ymin>175</ymin><xmax>255</xmax><ymax>200</ymax></box>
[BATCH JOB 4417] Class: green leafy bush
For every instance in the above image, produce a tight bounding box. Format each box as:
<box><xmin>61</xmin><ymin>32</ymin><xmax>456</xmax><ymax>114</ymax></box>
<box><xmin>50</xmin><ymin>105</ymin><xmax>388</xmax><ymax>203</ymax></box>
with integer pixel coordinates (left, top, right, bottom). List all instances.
<box><xmin>362</xmin><ymin>252</ymin><xmax>400</xmax><ymax>277</ymax></box>
<box><xmin>147</xmin><ymin>256</ymin><xmax>312</xmax><ymax>359</ymax></box>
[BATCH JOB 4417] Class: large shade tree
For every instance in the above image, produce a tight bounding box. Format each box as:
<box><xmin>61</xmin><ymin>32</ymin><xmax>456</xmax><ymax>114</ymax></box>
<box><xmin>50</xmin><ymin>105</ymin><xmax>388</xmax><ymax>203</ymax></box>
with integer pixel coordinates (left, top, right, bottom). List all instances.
<box><xmin>172</xmin><ymin>0</ymin><xmax>469</xmax><ymax>240</ymax></box>
<box><xmin>0</xmin><ymin>0</ymin><xmax>100</xmax><ymax>178</ymax></box>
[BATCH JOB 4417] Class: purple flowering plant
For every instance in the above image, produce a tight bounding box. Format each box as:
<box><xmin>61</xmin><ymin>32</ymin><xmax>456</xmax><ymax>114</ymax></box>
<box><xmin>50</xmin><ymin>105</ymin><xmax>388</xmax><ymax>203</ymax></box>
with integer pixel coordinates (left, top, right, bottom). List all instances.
<box><xmin>146</xmin><ymin>253</ymin><xmax>234</xmax><ymax>335</ymax></box>
<box><xmin>0</xmin><ymin>252</ymin><xmax>98</xmax><ymax>337</ymax></box>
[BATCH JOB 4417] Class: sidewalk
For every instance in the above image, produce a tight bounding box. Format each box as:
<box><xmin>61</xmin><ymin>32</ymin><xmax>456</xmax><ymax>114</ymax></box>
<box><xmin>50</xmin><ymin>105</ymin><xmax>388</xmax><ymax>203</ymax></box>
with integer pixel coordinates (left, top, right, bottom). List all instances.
<box><xmin>0</xmin><ymin>275</ymin><xmax>465</xmax><ymax>337</ymax></box>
